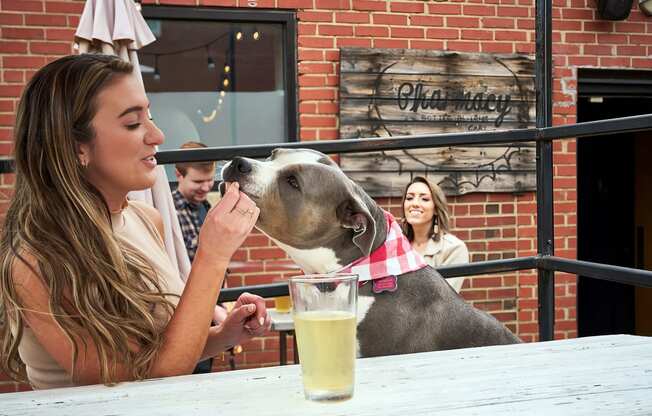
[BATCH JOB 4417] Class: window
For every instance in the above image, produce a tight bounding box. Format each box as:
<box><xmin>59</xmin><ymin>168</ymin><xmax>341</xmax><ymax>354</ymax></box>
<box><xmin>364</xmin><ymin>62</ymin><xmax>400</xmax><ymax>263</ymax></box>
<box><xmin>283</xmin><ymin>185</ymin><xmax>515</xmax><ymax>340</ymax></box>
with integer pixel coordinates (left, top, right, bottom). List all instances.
<box><xmin>140</xmin><ymin>6</ymin><xmax>297</xmax><ymax>179</ymax></box>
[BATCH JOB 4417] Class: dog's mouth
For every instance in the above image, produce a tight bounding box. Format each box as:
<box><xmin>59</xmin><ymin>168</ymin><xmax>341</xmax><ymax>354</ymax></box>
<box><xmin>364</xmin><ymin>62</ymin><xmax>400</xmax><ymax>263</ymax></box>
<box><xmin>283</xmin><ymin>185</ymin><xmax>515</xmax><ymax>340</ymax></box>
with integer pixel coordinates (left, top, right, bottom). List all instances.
<box><xmin>218</xmin><ymin>181</ymin><xmax>261</xmax><ymax>201</ymax></box>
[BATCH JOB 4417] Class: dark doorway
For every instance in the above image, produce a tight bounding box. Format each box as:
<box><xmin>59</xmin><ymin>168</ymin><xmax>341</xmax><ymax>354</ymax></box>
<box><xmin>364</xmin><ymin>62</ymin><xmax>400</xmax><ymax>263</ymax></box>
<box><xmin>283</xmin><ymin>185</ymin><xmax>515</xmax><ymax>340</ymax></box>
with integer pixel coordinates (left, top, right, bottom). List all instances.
<box><xmin>577</xmin><ymin>68</ymin><xmax>652</xmax><ymax>337</ymax></box>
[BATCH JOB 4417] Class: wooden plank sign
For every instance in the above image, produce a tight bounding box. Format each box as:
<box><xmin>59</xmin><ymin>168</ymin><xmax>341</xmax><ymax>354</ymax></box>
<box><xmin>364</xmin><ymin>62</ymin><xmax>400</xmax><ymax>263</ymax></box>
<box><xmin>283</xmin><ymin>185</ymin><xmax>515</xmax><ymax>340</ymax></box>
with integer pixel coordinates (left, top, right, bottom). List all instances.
<box><xmin>339</xmin><ymin>48</ymin><xmax>537</xmax><ymax>197</ymax></box>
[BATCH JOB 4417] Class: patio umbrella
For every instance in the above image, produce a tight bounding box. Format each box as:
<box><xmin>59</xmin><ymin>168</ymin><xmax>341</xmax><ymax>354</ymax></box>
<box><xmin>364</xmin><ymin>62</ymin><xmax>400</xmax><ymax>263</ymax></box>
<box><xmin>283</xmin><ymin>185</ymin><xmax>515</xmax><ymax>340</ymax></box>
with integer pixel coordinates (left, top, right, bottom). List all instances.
<box><xmin>75</xmin><ymin>0</ymin><xmax>191</xmax><ymax>281</ymax></box>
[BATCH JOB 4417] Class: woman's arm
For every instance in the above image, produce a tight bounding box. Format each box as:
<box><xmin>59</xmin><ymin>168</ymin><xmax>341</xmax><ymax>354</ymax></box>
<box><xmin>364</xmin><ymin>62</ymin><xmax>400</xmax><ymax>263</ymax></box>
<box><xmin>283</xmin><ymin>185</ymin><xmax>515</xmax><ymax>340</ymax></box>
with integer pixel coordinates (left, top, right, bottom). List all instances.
<box><xmin>14</xmin><ymin>183</ymin><xmax>260</xmax><ymax>385</ymax></box>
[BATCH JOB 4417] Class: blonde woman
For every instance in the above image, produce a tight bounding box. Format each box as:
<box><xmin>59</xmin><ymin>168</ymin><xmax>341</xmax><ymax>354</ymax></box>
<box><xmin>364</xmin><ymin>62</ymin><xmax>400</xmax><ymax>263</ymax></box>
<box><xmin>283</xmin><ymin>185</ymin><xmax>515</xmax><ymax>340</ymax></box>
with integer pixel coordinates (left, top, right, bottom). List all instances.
<box><xmin>401</xmin><ymin>176</ymin><xmax>470</xmax><ymax>293</ymax></box>
<box><xmin>0</xmin><ymin>54</ymin><xmax>270</xmax><ymax>389</ymax></box>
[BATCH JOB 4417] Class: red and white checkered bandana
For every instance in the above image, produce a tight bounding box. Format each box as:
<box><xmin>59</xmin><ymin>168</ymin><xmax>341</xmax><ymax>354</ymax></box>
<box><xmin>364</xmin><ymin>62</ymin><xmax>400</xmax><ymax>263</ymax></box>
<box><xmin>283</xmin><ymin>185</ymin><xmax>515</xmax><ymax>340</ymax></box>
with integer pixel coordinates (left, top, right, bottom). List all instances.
<box><xmin>338</xmin><ymin>211</ymin><xmax>427</xmax><ymax>287</ymax></box>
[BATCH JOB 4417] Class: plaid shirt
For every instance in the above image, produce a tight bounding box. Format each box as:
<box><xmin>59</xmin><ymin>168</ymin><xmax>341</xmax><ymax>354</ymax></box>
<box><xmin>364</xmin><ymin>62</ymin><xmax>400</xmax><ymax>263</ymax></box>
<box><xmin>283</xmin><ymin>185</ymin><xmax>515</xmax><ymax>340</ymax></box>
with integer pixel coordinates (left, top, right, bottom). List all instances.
<box><xmin>338</xmin><ymin>211</ymin><xmax>427</xmax><ymax>282</ymax></box>
<box><xmin>172</xmin><ymin>189</ymin><xmax>212</xmax><ymax>263</ymax></box>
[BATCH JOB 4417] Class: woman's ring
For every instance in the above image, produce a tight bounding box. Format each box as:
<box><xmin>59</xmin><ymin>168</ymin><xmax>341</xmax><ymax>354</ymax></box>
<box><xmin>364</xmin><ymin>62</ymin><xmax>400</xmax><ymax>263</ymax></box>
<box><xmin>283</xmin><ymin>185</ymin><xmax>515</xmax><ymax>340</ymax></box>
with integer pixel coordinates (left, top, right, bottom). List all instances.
<box><xmin>236</xmin><ymin>208</ymin><xmax>254</xmax><ymax>216</ymax></box>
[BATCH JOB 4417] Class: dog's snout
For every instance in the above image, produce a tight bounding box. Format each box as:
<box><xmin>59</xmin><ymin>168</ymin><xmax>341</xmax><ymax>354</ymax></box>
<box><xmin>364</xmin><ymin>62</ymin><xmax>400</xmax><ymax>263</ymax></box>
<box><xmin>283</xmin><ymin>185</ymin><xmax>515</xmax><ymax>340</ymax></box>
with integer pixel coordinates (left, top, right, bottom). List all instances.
<box><xmin>232</xmin><ymin>157</ymin><xmax>252</xmax><ymax>175</ymax></box>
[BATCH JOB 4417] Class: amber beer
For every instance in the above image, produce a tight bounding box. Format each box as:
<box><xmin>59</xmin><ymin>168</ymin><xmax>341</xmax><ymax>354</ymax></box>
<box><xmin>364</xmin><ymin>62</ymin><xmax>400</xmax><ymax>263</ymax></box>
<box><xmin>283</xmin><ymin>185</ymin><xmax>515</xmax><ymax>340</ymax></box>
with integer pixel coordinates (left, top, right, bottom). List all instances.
<box><xmin>274</xmin><ymin>296</ymin><xmax>292</xmax><ymax>313</ymax></box>
<box><xmin>289</xmin><ymin>274</ymin><xmax>358</xmax><ymax>401</ymax></box>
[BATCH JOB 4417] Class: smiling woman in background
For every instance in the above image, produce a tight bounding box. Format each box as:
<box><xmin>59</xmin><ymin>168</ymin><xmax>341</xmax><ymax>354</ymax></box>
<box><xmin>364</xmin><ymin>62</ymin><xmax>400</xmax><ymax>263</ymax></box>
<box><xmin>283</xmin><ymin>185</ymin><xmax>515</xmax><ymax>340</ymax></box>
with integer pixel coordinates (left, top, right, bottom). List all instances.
<box><xmin>401</xmin><ymin>176</ymin><xmax>470</xmax><ymax>293</ymax></box>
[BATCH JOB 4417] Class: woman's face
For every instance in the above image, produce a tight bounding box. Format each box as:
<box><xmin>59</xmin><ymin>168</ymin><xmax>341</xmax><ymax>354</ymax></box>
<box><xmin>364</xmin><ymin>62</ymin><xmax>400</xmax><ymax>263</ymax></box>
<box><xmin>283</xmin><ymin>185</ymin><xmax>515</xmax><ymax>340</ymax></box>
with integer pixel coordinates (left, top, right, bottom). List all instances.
<box><xmin>403</xmin><ymin>182</ymin><xmax>436</xmax><ymax>227</ymax></box>
<box><xmin>80</xmin><ymin>75</ymin><xmax>164</xmax><ymax>202</ymax></box>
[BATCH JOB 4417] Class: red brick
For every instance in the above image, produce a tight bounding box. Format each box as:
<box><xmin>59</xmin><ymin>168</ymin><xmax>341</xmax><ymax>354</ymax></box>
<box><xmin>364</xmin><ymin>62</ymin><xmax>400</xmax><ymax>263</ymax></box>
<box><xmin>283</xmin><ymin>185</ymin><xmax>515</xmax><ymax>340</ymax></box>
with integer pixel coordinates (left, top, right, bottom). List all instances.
<box><xmin>614</xmin><ymin>22</ymin><xmax>646</xmax><ymax>33</ymax></box>
<box><xmin>298</xmin><ymin>36</ymin><xmax>334</xmax><ymax>48</ymax></box>
<box><xmin>298</xmin><ymin>23</ymin><xmax>317</xmax><ymax>35</ymax></box>
<box><xmin>201</xmin><ymin>0</ymin><xmax>238</xmax><ymax>5</ymax></box>
<box><xmin>617</xmin><ymin>45</ymin><xmax>647</xmax><ymax>56</ymax></box>
<box><xmin>337</xmin><ymin>37</ymin><xmax>372</xmax><ymax>47</ymax></box>
<box><xmin>356</xmin><ymin>26</ymin><xmax>389</xmax><ymax>37</ymax></box>
<box><xmin>426</xmin><ymin>28</ymin><xmax>459</xmax><ymax>40</ymax></box>
<box><xmin>583</xmin><ymin>44</ymin><xmax>613</xmax><ymax>55</ymax></box>
<box><xmin>446</xmin><ymin>41</ymin><xmax>481</xmax><ymax>52</ymax></box>
<box><xmin>300</xmin><ymin>115</ymin><xmax>337</xmax><ymax>127</ymax></box>
<box><xmin>0</xmin><ymin>40</ymin><xmax>27</xmax><ymax>53</ymax></box>
<box><xmin>45</xmin><ymin>28</ymin><xmax>76</xmax><ymax>40</ymax></box>
<box><xmin>298</xmin><ymin>11</ymin><xmax>333</xmax><ymax>22</ymax></box>
<box><xmin>299</xmin><ymin>88</ymin><xmax>336</xmax><ymax>100</ymax></box>
<box><xmin>299</xmin><ymin>62</ymin><xmax>333</xmax><ymax>74</ymax></box>
<box><xmin>299</xmin><ymin>128</ymin><xmax>317</xmax><ymax>140</ymax></box>
<box><xmin>391</xmin><ymin>27</ymin><xmax>424</xmax><ymax>38</ymax></box>
<box><xmin>447</xmin><ymin>16</ymin><xmax>480</xmax><ymax>28</ymax></box>
<box><xmin>482</xmin><ymin>17</ymin><xmax>515</xmax><ymax>28</ymax></box>
<box><xmin>0</xmin><ymin>100</ymin><xmax>14</xmax><ymax>112</ymax></box>
<box><xmin>462</xmin><ymin>30</ymin><xmax>493</xmax><ymax>40</ymax></box>
<box><xmin>428</xmin><ymin>3</ymin><xmax>462</xmax><ymax>14</ymax></box>
<box><xmin>2</xmin><ymin>27</ymin><xmax>45</xmax><ymax>40</ymax></box>
<box><xmin>494</xmin><ymin>30</ymin><xmax>527</xmax><ymax>41</ymax></box>
<box><xmin>2</xmin><ymin>0</ymin><xmax>43</xmax><ymax>12</ymax></box>
<box><xmin>243</xmin><ymin>234</ymin><xmax>270</xmax><ymax>247</ymax></box>
<box><xmin>297</xmin><ymin>49</ymin><xmax>323</xmax><ymax>60</ymax></box>
<box><xmin>318</xmin><ymin>102</ymin><xmax>339</xmax><ymax>113</ymax></box>
<box><xmin>319</xmin><ymin>129</ymin><xmax>339</xmax><ymax>139</ymax></box>
<box><xmin>0</xmin><ymin>12</ymin><xmax>24</xmax><ymax>25</ymax></box>
<box><xmin>463</xmin><ymin>5</ymin><xmax>496</xmax><ymax>15</ymax></box>
<box><xmin>45</xmin><ymin>1</ymin><xmax>85</xmax><ymax>13</ymax></box>
<box><xmin>2</xmin><ymin>56</ymin><xmax>46</xmax><ymax>69</ymax></box>
<box><xmin>409</xmin><ymin>15</ymin><xmax>443</xmax><ymax>26</ymax></box>
<box><xmin>250</xmin><ymin>248</ymin><xmax>287</xmax><ymax>260</ymax></box>
<box><xmin>564</xmin><ymin>32</ymin><xmax>595</xmax><ymax>43</ymax></box>
<box><xmin>352</xmin><ymin>0</ymin><xmax>386</xmax><ymax>11</ymax></box>
<box><xmin>390</xmin><ymin>2</ymin><xmax>424</xmax><ymax>13</ymax></box>
<box><xmin>411</xmin><ymin>40</ymin><xmax>445</xmax><ymax>50</ymax></box>
<box><xmin>374</xmin><ymin>39</ymin><xmax>409</xmax><ymax>48</ymax></box>
<box><xmin>482</xmin><ymin>42</ymin><xmax>514</xmax><ymax>53</ymax></box>
<box><xmin>25</xmin><ymin>14</ymin><xmax>67</xmax><ymax>26</ymax></box>
<box><xmin>315</xmin><ymin>0</ymin><xmax>350</xmax><ymax>9</ymax></box>
<box><xmin>335</xmin><ymin>11</ymin><xmax>370</xmax><ymax>23</ymax></box>
<box><xmin>500</xmin><ymin>6</ymin><xmax>530</xmax><ymax>16</ymax></box>
<box><xmin>298</xmin><ymin>75</ymin><xmax>327</xmax><ymax>87</ymax></box>
<box><xmin>29</xmin><ymin>41</ymin><xmax>72</xmax><ymax>55</ymax></box>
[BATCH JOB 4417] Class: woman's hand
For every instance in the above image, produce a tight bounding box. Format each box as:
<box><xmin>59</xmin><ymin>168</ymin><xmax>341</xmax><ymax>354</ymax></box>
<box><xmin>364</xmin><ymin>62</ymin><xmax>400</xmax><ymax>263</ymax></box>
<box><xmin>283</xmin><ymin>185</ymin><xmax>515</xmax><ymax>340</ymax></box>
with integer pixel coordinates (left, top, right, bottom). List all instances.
<box><xmin>213</xmin><ymin>292</ymin><xmax>272</xmax><ymax>349</ymax></box>
<box><xmin>195</xmin><ymin>182</ymin><xmax>259</xmax><ymax>266</ymax></box>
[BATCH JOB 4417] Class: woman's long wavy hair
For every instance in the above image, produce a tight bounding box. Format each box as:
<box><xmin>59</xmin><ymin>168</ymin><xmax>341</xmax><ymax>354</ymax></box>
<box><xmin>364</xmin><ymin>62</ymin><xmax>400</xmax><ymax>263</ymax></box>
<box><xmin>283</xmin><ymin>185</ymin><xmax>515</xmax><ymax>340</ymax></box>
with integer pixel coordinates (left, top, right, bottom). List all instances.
<box><xmin>0</xmin><ymin>54</ymin><xmax>175</xmax><ymax>384</ymax></box>
<box><xmin>401</xmin><ymin>176</ymin><xmax>451</xmax><ymax>242</ymax></box>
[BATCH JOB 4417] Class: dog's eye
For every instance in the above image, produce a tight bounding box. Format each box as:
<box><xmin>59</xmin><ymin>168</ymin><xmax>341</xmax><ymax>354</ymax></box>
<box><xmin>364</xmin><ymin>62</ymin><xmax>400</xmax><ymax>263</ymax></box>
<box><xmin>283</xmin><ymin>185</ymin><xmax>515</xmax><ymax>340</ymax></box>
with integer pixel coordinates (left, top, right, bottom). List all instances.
<box><xmin>287</xmin><ymin>175</ymin><xmax>300</xmax><ymax>189</ymax></box>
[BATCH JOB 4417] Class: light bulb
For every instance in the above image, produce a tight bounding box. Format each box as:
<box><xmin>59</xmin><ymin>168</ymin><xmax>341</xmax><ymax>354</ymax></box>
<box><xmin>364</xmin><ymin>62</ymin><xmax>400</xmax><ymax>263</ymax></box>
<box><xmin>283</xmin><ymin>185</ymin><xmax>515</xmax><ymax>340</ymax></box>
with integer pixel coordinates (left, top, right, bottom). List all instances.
<box><xmin>224</xmin><ymin>65</ymin><xmax>231</xmax><ymax>73</ymax></box>
<box><xmin>223</xmin><ymin>78</ymin><xmax>229</xmax><ymax>87</ymax></box>
<box><xmin>218</xmin><ymin>98</ymin><xmax>223</xmax><ymax>105</ymax></box>
<box><xmin>236</xmin><ymin>31</ymin><xmax>243</xmax><ymax>41</ymax></box>
<box><xmin>252</xmin><ymin>31</ymin><xmax>260</xmax><ymax>40</ymax></box>
<box><xmin>220</xmin><ymin>90</ymin><xmax>226</xmax><ymax>97</ymax></box>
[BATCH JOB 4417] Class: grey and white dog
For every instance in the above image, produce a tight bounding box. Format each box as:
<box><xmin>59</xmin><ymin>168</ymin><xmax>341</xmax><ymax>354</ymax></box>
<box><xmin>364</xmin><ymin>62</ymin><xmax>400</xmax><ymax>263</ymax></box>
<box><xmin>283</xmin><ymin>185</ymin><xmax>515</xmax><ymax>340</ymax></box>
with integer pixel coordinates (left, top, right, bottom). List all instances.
<box><xmin>221</xmin><ymin>148</ymin><xmax>520</xmax><ymax>357</ymax></box>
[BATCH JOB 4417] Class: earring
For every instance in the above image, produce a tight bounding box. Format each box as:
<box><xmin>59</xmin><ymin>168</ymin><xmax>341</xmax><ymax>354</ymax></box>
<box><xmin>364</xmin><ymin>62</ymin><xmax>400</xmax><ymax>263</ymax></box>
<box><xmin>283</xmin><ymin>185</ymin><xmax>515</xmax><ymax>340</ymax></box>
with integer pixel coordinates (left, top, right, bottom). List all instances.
<box><xmin>433</xmin><ymin>216</ymin><xmax>439</xmax><ymax>235</ymax></box>
<box><xmin>80</xmin><ymin>158</ymin><xmax>88</xmax><ymax>168</ymax></box>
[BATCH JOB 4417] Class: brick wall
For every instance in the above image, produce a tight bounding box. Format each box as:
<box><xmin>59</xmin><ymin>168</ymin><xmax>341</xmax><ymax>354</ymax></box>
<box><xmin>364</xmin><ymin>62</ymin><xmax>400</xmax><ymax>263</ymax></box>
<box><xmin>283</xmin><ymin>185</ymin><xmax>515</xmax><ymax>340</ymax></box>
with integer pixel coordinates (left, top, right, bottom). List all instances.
<box><xmin>1</xmin><ymin>0</ymin><xmax>650</xmax><ymax>391</ymax></box>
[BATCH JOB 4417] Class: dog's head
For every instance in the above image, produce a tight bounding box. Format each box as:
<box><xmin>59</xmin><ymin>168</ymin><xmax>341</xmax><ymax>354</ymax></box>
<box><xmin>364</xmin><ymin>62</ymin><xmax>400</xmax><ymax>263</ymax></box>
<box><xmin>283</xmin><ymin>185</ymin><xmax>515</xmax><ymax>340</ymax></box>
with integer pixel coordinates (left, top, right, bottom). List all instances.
<box><xmin>220</xmin><ymin>148</ymin><xmax>387</xmax><ymax>272</ymax></box>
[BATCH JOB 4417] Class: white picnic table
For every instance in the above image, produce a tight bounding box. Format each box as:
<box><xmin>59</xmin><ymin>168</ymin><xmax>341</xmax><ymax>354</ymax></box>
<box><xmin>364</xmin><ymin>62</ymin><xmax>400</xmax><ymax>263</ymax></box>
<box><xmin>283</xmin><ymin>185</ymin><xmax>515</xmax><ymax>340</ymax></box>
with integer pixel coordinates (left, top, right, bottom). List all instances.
<box><xmin>2</xmin><ymin>335</ymin><xmax>651</xmax><ymax>415</ymax></box>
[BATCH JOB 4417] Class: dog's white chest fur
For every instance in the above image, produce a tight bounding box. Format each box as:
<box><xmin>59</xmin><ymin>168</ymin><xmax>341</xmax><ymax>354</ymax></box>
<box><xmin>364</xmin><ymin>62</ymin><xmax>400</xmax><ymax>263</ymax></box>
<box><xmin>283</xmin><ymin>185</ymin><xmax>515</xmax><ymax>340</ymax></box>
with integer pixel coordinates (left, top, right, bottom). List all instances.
<box><xmin>270</xmin><ymin>239</ymin><xmax>342</xmax><ymax>274</ymax></box>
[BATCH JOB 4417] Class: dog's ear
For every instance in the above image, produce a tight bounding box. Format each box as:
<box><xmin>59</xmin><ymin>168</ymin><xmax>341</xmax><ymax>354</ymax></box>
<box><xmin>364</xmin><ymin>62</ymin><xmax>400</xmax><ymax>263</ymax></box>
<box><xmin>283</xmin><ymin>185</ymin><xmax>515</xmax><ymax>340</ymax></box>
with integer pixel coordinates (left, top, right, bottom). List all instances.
<box><xmin>337</xmin><ymin>196</ymin><xmax>377</xmax><ymax>257</ymax></box>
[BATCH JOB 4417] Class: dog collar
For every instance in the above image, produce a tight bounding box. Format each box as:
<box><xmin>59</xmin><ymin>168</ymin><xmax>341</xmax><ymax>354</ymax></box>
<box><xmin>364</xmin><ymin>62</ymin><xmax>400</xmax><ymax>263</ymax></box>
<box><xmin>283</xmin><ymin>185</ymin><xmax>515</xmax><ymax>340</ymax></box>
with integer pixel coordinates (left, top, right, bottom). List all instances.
<box><xmin>337</xmin><ymin>211</ymin><xmax>427</xmax><ymax>292</ymax></box>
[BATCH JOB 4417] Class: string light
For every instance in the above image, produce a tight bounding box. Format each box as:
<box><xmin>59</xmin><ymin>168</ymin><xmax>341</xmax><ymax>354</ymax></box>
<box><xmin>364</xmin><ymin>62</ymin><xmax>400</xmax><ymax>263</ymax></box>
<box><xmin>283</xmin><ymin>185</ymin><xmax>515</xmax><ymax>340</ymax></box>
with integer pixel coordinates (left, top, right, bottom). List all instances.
<box><xmin>223</xmin><ymin>78</ymin><xmax>230</xmax><ymax>87</ymax></box>
<box><xmin>220</xmin><ymin>90</ymin><xmax>226</xmax><ymax>97</ymax></box>
<box><xmin>252</xmin><ymin>30</ymin><xmax>260</xmax><ymax>41</ymax></box>
<box><xmin>224</xmin><ymin>64</ymin><xmax>231</xmax><ymax>73</ymax></box>
<box><xmin>235</xmin><ymin>31</ymin><xmax>243</xmax><ymax>41</ymax></box>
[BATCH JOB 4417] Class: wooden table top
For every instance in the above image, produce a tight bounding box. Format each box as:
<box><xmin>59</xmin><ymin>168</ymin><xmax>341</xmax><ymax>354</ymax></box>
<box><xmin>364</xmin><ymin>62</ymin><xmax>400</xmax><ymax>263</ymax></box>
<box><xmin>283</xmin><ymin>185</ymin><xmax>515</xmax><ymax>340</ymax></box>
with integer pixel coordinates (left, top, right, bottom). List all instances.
<box><xmin>3</xmin><ymin>335</ymin><xmax>651</xmax><ymax>415</ymax></box>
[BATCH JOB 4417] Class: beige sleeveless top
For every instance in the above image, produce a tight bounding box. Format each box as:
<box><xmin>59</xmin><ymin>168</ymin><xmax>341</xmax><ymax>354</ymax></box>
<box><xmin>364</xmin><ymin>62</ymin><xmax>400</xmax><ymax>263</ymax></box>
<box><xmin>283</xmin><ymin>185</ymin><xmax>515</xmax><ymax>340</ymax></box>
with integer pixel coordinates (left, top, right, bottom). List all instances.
<box><xmin>17</xmin><ymin>201</ymin><xmax>185</xmax><ymax>390</ymax></box>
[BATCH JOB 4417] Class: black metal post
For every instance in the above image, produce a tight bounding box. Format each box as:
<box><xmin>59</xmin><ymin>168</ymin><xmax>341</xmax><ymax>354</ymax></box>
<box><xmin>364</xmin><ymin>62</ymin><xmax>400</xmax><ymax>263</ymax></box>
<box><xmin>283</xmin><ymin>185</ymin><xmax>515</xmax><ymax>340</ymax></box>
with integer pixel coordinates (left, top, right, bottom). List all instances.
<box><xmin>535</xmin><ymin>0</ymin><xmax>555</xmax><ymax>342</ymax></box>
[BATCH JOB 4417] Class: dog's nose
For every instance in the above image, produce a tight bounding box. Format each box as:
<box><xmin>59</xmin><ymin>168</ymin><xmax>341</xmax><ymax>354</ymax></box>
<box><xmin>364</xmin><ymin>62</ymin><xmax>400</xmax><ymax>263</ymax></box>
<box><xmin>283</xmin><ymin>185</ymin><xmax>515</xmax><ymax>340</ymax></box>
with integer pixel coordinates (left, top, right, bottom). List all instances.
<box><xmin>232</xmin><ymin>157</ymin><xmax>252</xmax><ymax>174</ymax></box>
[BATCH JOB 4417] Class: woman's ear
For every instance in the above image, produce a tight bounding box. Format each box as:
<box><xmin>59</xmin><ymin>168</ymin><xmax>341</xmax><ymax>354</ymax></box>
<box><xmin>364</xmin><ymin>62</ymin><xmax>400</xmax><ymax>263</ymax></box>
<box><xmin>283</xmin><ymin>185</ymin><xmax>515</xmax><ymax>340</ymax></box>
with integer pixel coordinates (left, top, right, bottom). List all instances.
<box><xmin>77</xmin><ymin>143</ymin><xmax>91</xmax><ymax>168</ymax></box>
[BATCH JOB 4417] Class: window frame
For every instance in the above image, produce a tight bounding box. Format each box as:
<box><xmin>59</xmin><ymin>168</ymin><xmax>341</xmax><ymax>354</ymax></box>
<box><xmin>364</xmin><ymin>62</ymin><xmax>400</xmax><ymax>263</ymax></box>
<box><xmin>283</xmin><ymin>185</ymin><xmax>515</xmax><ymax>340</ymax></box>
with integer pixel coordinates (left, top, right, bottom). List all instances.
<box><xmin>141</xmin><ymin>5</ymin><xmax>299</xmax><ymax>144</ymax></box>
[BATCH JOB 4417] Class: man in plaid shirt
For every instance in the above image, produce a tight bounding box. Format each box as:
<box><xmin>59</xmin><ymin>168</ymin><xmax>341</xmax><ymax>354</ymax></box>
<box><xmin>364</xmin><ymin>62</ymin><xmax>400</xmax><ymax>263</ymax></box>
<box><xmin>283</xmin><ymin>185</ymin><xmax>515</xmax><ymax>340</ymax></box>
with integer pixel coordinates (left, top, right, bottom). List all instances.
<box><xmin>172</xmin><ymin>141</ymin><xmax>218</xmax><ymax>374</ymax></box>
<box><xmin>173</xmin><ymin>141</ymin><xmax>215</xmax><ymax>264</ymax></box>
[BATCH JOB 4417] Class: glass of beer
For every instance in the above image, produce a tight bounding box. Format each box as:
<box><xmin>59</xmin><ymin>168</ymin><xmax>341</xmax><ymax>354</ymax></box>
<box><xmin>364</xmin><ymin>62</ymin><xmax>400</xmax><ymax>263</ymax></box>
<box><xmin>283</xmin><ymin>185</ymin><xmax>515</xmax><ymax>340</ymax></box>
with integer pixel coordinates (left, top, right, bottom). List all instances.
<box><xmin>289</xmin><ymin>273</ymin><xmax>358</xmax><ymax>402</ymax></box>
<box><xmin>273</xmin><ymin>277</ymin><xmax>292</xmax><ymax>313</ymax></box>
